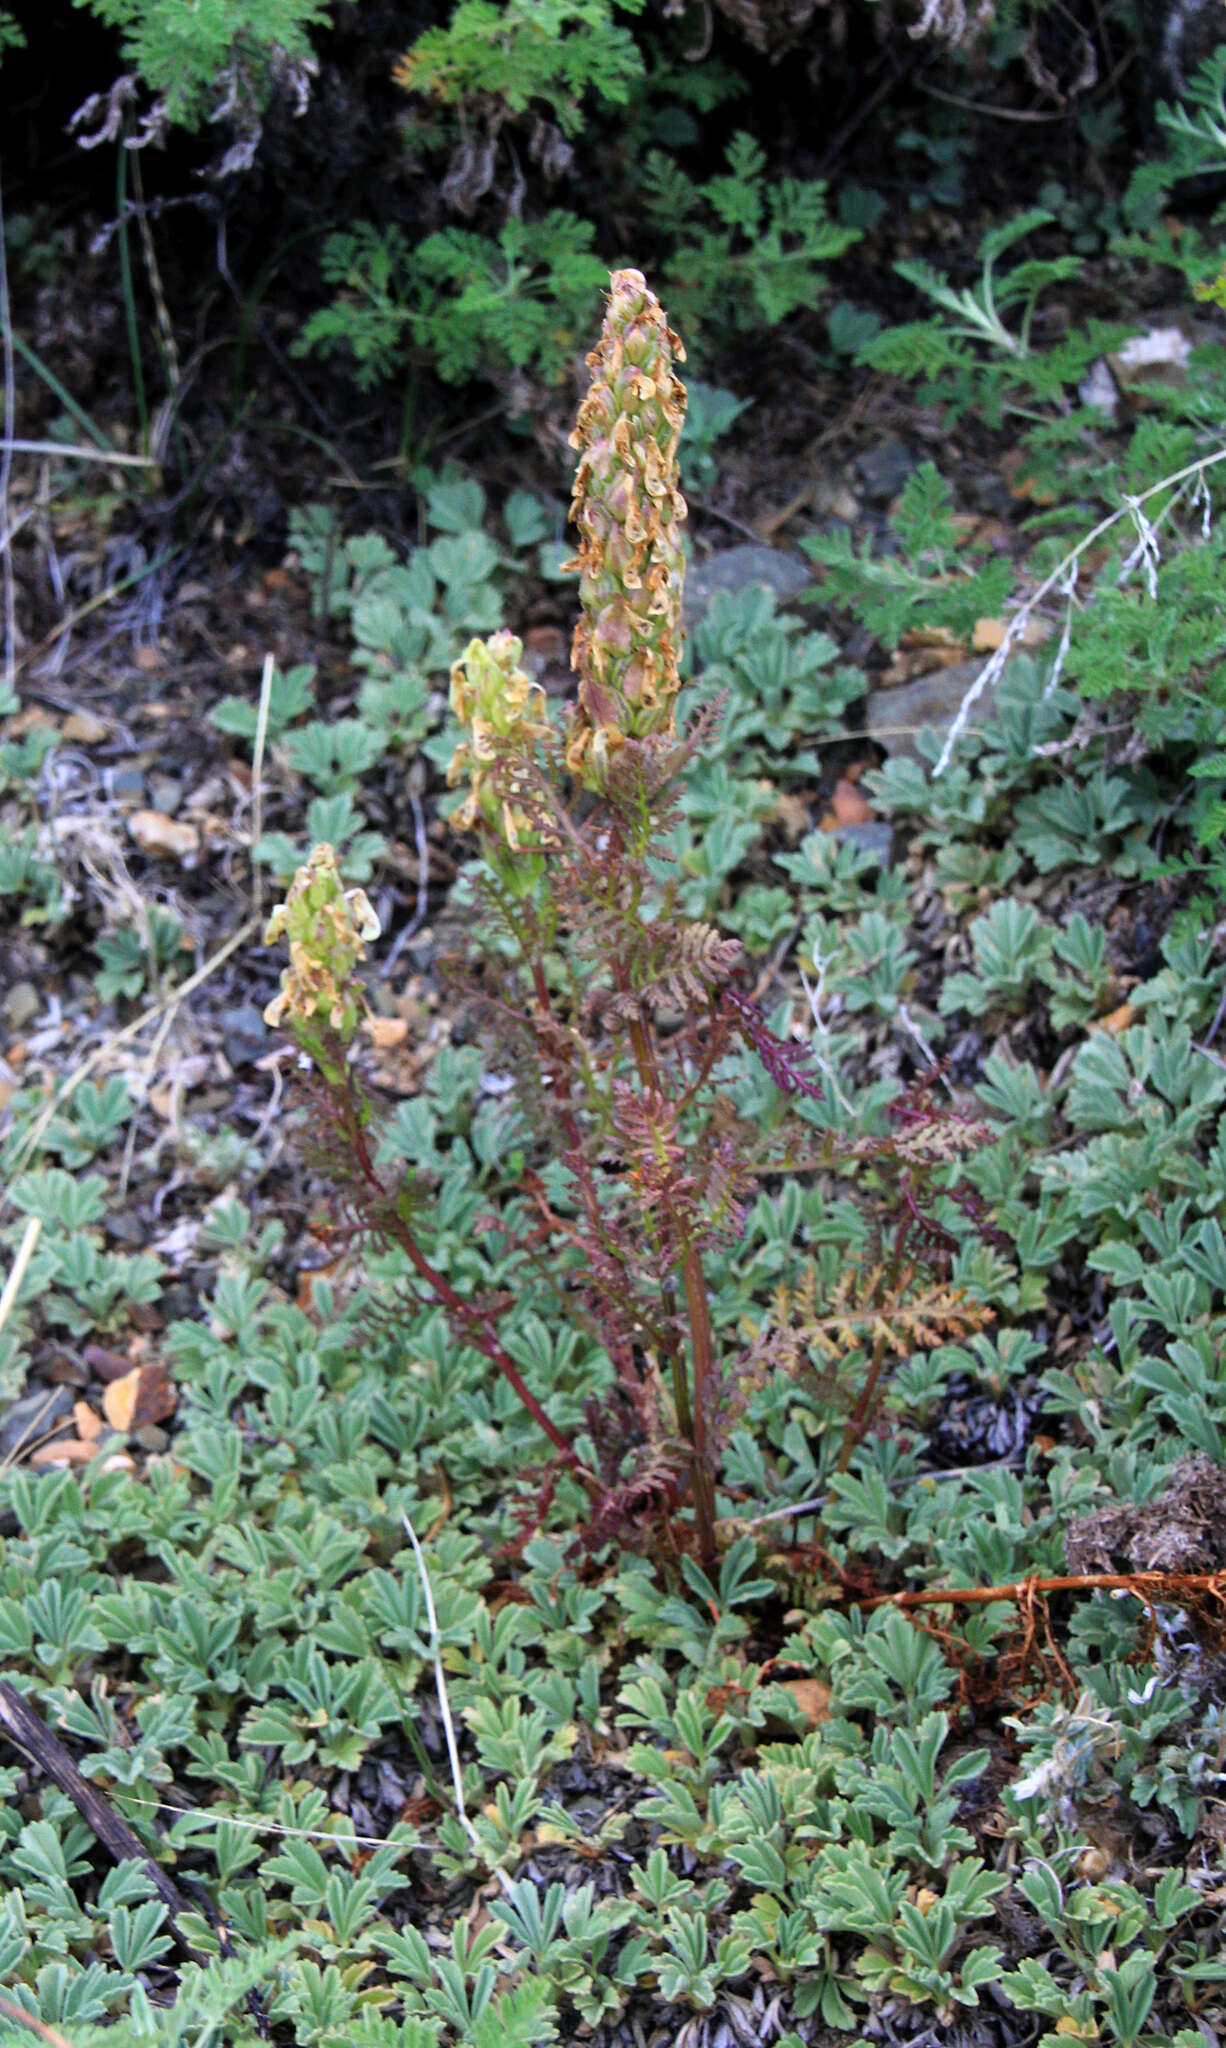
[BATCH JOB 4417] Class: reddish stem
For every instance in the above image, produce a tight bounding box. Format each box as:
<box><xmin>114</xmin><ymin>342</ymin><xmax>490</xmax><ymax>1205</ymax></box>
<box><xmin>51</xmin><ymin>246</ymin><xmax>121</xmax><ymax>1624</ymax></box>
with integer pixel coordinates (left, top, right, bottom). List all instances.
<box><xmin>342</xmin><ymin>1077</ymin><xmax>591</xmax><ymax>1478</ymax></box>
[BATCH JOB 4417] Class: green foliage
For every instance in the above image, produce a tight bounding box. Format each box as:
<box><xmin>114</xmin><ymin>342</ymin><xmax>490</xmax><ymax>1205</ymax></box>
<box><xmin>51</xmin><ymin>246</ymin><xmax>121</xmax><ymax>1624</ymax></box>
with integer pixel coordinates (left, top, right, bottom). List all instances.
<box><xmin>75</xmin><ymin>0</ymin><xmax>332</xmax><ymax>128</ymax></box>
<box><xmin>680</xmin><ymin>381</ymin><xmax>753</xmax><ymax>492</ymax></box>
<box><xmin>393</xmin><ymin>0</ymin><xmax>647</xmax><ymax>137</ymax></box>
<box><xmin>865</xmin><ymin>208</ymin><xmax>1081</xmax><ymax>368</ymax></box>
<box><xmin>93</xmin><ymin>908</ymin><xmax>194</xmax><ymax>1004</ymax></box>
<box><xmin>11</xmin><ymin>42</ymin><xmax>1226</xmax><ymax>2048</ymax></box>
<box><xmin>215</xmin><ymin>476</ymin><xmax>559</xmax><ymax>885</ymax></box>
<box><xmin>806</xmin><ymin>461</ymin><xmax>1014</xmax><ymax>647</ymax></box>
<box><xmin>297</xmin><ymin>215</ymin><xmax>608</xmax><ymax>392</ymax></box>
<box><xmin>641</xmin><ymin>132</ymin><xmax>859</xmax><ymax>350</ymax></box>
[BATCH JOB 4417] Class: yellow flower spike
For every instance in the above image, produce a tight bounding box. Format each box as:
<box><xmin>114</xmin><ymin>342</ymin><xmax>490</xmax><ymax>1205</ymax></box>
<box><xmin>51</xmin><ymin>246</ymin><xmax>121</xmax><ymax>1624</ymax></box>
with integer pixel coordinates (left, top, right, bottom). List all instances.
<box><xmin>447</xmin><ymin>630</ymin><xmax>551</xmax><ymax>852</ymax></box>
<box><xmin>263</xmin><ymin>844</ymin><xmax>381</xmax><ymax>1048</ymax></box>
<box><xmin>565</xmin><ymin>269</ymin><xmax>687</xmax><ymax>787</ymax></box>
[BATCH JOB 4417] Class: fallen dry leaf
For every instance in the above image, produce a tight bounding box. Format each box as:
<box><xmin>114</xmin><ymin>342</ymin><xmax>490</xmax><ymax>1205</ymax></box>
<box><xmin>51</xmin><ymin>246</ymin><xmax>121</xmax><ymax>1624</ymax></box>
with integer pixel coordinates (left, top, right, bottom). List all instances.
<box><xmin>103</xmin><ymin>1362</ymin><xmax>177</xmax><ymax>1433</ymax></box>
<box><xmin>30</xmin><ymin>1438</ymin><xmax>99</xmax><ymax>1467</ymax></box>
<box><xmin>1090</xmin><ymin>1003</ymin><xmax>1134</xmax><ymax>1035</ymax></box>
<box><xmin>777</xmin><ymin>1677</ymin><xmax>831</xmax><ymax>1727</ymax></box>
<box><xmin>73</xmin><ymin>1401</ymin><xmax>104</xmax><ymax>1440</ymax></box>
<box><xmin>128</xmin><ymin>810</ymin><xmax>200</xmax><ymax>859</ymax></box>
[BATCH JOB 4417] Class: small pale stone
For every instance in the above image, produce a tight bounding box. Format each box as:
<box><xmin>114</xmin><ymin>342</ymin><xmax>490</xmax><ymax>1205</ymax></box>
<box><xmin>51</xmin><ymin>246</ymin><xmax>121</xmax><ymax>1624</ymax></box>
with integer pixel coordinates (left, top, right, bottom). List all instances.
<box><xmin>128</xmin><ymin>810</ymin><xmax>200</xmax><ymax>859</ymax></box>
<box><xmin>61</xmin><ymin>710</ymin><xmax>109</xmax><ymax>743</ymax></box>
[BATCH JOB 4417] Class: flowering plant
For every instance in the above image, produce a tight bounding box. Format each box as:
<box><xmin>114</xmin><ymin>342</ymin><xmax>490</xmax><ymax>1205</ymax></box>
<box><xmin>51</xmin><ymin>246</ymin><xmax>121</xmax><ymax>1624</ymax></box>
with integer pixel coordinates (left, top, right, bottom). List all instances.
<box><xmin>265</xmin><ymin>271</ymin><xmax>995</xmax><ymax>1564</ymax></box>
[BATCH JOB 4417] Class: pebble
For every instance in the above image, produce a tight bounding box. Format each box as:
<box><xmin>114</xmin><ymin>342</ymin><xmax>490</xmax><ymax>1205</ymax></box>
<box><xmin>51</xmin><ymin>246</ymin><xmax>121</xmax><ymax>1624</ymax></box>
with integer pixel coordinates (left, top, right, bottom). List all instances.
<box><xmin>684</xmin><ymin>544</ymin><xmax>811</xmax><ymax>630</ymax></box>
<box><xmin>811</xmin><ymin>477</ymin><xmax>861</xmax><ymax>524</ymax></box>
<box><xmin>865</xmin><ymin>657</ymin><xmax>1013</xmax><ymax>764</ymax></box>
<box><xmin>837</xmin><ymin>820</ymin><xmax>895</xmax><ymax>865</ymax></box>
<box><xmin>61</xmin><ymin>710</ymin><xmax>109</xmax><ymax>744</ymax></box>
<box><xmin>107</xmin><ymin>765</ymin><xmax>146</xmax><ymax>803</ymax></box>
<box><xmin>855</xmin><ymin>435</ymin><xmax>916</xmax><ymax>505</ymax></box>
<box><xmin>0</xmin><ymin>1385</ymin><xmax>74</xmax><ymax>1461</ymax></box>
<box><xmin>2</xmin><ymin>981</ymin><xmax>40</xmax><ymax>1032</ymax></box>
<box><xmin>221</xmin><ymin>1004</ymin><xmax>268</xmax><ymax>1068</ymax></box>
<box><xmin>105</xmin><ymin>1211</ymin><xmax>146</xmax><ymax>1248</ymax></box>
<box><xmin>147</xmin><ymin>775</ymin><xmax>183</xmax><ymax>816</ymax></box>
<box><xmin>128</xmin><ymin>809</ymin><xmax>200</xmax><ymax>859</ymax></box>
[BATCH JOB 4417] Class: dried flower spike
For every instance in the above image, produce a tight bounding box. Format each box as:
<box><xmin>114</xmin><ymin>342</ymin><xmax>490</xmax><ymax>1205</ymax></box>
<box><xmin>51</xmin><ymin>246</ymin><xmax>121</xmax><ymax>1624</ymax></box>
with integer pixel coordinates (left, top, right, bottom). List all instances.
<box><xmin>565</xmin><ymin>269</ymin><xmax>688</xmax><ymax>786</ymax></box>
<box><xmin>263</xmin><ymin>844</ymin><xmax>381</xmax><ymax>1047</ymax></box>
<box><xmin>448</xmin><ymin>629</ymin><xmax>551</xmax><ymax>851</ymax></box>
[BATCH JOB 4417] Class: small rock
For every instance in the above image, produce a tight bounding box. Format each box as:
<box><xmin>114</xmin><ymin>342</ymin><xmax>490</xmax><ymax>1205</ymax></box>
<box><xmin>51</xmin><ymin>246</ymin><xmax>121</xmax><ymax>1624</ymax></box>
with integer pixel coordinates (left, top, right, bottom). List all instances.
<box><xmin>160</xmin><ymin>1284</ymin><xmax>200</xmax><ymax>1324</ymax></box>
<box><xmin>0</xmin><ymin>1385</ymin><xmax>75</xmax><ymax>1461</ymax></box>
<box><xmin>107</xmin><ymin>765</ymin><xmax>146</xmax><ymax>803</ymax></box>
<box><xmin>1078</xmin><ymin>358</ymin><xmax>1119</xmax><ymax>420</ymax></box>
<box><xmin>684</xmin><ymin>544</ymin><xmax>811</xmax><ymax>630</ymax></box>
<box><xmin>2</xmin><ymin>982</ymin><xmax>41</xmax><ymax>1032</ymax></box>
<box><xmin>135</xmin><ymin>1424</ymin><xmax>169</xmax><ymax>1453</ymax></box>
<box><xmin>83</xmin><ymin>1343</ymin><xmax>135</xmax><ymax>1382</ymax></box>
<box><xmin>865</xmin><ymin>657</ymin><xmax>1013</xmax><ymax>764</ymax></box>
<box><xmin>147</xmin><ymin>775</ymin><xmax>183</xmax><ymax>816</ymax></box>
<box><xmin>61</xmin><ymin>710</ymin><xmax>109</xmax><ymax>744</ymax></box>
<box><xmin>855</xmin><ymin>435</ymin><xmax>916</xmax><ymax>506</ymax></box>
<box><xmin>46</xmin><ymin>1353</ymin><xmax>89</xmax><ymax>1388</ymax></box>
<box><xmin>367</xmin><ymin>1015</ymin><xmax>409</xmax><ymax>1050</ymax></box>
<box><xmin>128</xmin><ymin>809</ymin><xmax>200</xmax><ymax>859</ymax></box>
<box><xmin>105</xmin><ymin>1212</ymin><xmax>146</xmax><ymax>1248</ymax></box>
<box><xmin>963</xmin><ymin>470</ymin><xmax>1018</xmax><ymax>521</ymax></box>
<box><xmin>812</xmin><ymin>477</ymin><xmax>861</xmax><ymax>523</ymax></box>
<box><xmin>221</xmin><ymin>1004</ymin><xmax>268</xmax><ymax>1068</ymax></box>
<box><xmin>837</xmin><ymin>820</ymin><xmax>895</xmax><ymax>866</ymax></box>
<box><xmin>103</xmin><ymin>1362</ymin><xmax>176</xmax><ymax>1433</ymax></box>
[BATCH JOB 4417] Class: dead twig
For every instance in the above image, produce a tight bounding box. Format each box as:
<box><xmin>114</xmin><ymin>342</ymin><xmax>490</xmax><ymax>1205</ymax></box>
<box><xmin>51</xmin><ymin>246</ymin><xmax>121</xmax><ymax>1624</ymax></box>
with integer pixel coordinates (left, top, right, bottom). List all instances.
<box><xmin>862</xmin><ymin>1566</ymin><xmax>1226</xmax><ymax>1610</ymax></box>
<box><xmin>0</xmin><ymin>1680</ymin><xmax>205</xmax><ymax>1962</ymax></box>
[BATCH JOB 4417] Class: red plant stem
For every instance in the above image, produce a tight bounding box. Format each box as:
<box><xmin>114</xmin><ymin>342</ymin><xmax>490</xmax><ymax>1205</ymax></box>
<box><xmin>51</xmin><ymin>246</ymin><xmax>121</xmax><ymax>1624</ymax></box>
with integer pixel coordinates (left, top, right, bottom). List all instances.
<box><xmin>342</xmin><ymin>1078</ymin><xmax>590</xmax><ymax>1478</ymax></box>
<box><xmin>679</xmin><ymin>1243</ymin><xmax>718</xmax><ymax>1566</ymax></box>
<box><xmin>623</xmin><ymin>999</ymin><xmax>718</xmax><ymax>1566</ymax></box>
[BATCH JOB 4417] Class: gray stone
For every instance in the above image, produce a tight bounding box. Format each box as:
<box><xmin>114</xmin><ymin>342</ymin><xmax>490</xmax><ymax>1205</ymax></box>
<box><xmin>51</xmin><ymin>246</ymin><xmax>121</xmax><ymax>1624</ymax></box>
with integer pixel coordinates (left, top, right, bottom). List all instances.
<box><xmin>837</xmin><ymin>820</ymin><xmax>896</xmax><ymax>866</ymax></box>
<box><xmin>105</xmin><ymin>1211</ymin><xmax>145</xmax><ymax>1248</ymax></box>
<box><xmin>107</xmin><ymin>765</ymin><xmax>146</xmax><ymax>803</ymax></box>
<box><xmin>221</xmin><ymin>1004</ymin><xmax>268</xmax><ymax>1068</ymax></box>
<box><xmin>2</xmin><ymin>981</ymin><xmax>41</xmax><ymax>1031</ymax></box>
<box><xmin>0</xmin><ymin>1386</ymin><xmax>74</xmax><ymax>1461</ymax></box>
<box><xmin>866</xmin><ymin>658</ymin><xmax>1007</xmax><ymax>764</ymax></box>
<box><xmin>684</xmin><ymin>545</ymin><xmax>811</xmax><ymax>630</ymax></box>
<box><xmin>855</xmin><ymin>435</ymin><xmax>916</xmax><ymax>506</ymax></box>
<box><xmin>147</xmin><ymin>775</ymin><xmax>182</xmax><ymax>816</ymax></box>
